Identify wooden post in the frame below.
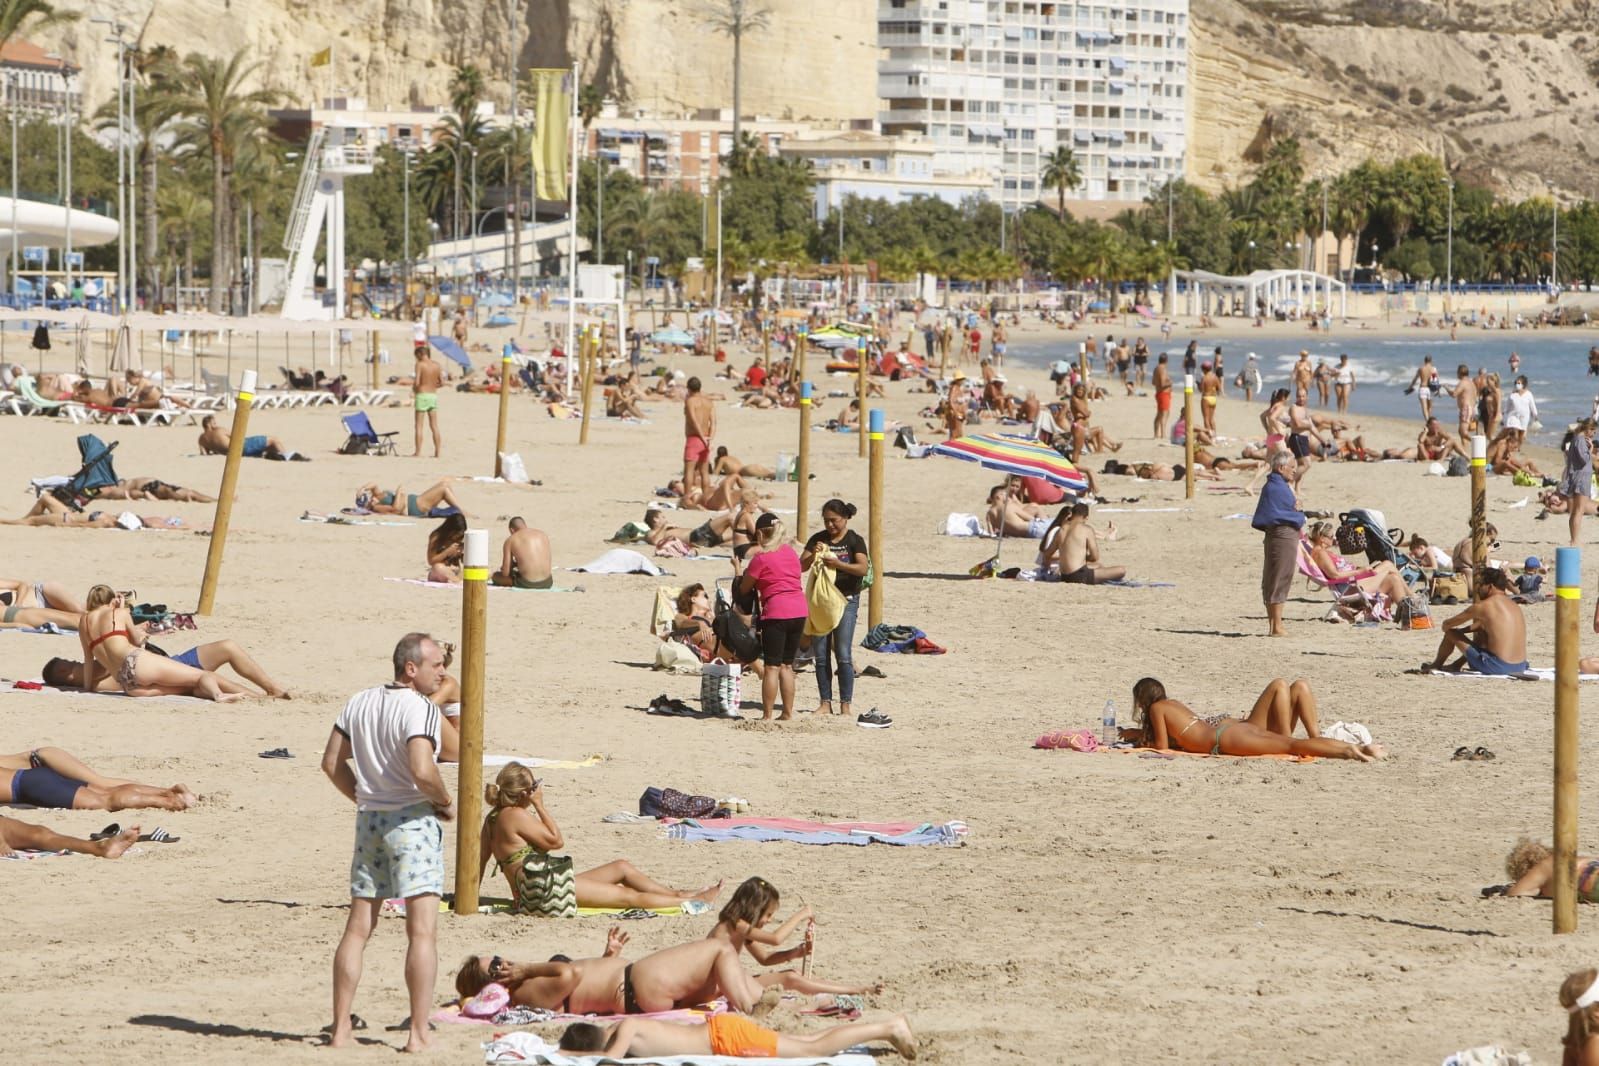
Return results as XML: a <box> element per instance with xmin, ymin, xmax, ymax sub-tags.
<box><xmin>1078</xmin><ymin>341</ymin><xmax>1088</xmax><ymax>386</ymax></box>
<box><xmin>937</xmin><ymin>325</ymin><xmax>949</xmax><ymax>380</ymax></box>
<box><xmin>1183</xmin><ymin>373</ymin><xmax>1195</xmax><ymax>500</ymax></box>
<box><xmin>452</xmin><ymin>528</ymin><xmax>490</xmax><ymax>916</ymax></box>
<box><xmin>761</xmin><ymin>318</ymin><xmax>770</xmax><ymax>368</ymax></box>
<box><xmin>797</xmin><ymin>381</ymin><xmax>812</xmax><ymax>543</ymax></box>
<box><xmin>1554</xmin><ymin>546</ymin><xmax>1581</xmax><ymax>934</ymax></box>
<box><xmin>867</xmin><ymin>407</ymin><xmax>885</xmax><ymax>628</ymax></box>
<box><xmin>796</xmin><ymin>324</ymin><xmax>808</xmax><ymax>384</ymax></box>
<box><xmin>857</xmin><ymin>337</ymin><xmax>868</xmax><ymax>459</ymax></box>
<box><xmin>1471</xmin><ymin>434</ymin><xmax>1488</xmax><ymax>573</ymax></box>
<box><xmin>578</xmin><ymin>326</ymin><xmax>597</xmax><ymax>444</ymax></box>
<box><xmin>494</xmin><ymin>343</ymin><xmax>514</xmax><ymax>477</ymax></box>
<box><xmin>196</xmin><ymin>369</ymin><xmax>256</xmax><ymax>616</ymax></box>
<box><xmin>369</xmin><ymin>331</ymin><xmax>380</xmax><ymax>391</ymax></box>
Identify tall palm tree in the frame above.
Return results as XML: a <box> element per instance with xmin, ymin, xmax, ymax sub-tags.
<box><xmin>169</xmin><ymin>49</ymin><xmax>278</xmax><ymax>313</ymax></box>
<box><xmin>697</xmin><ymin>0</ymin><xmax>771</xmax><ymax>143</ymax></box>
<box><xmin>158</xmin><ymin>181</ymin><xmax>208</xmax><ymax>304</ymax></box>
<box><xmin>450</xmin><ymin>65</ymin><xmax>485</xmax><ymax>119</ymax></box>
<box><xmin>0</xmin><ymin>0</ymin><xmax>75</xmax><ymax>54</ymax></box>
<box><xmin>578</xmin><ymin>82</ymin><xmax>604</xmax><ymax>129</ymax></box>
<box><xmin>1039</xmin><ymin>146</ymin><xmax>1082</xmax><ymax>217</ymax></box>
<box><xmin>101</xmin><ymin>43</ymin><xmax>181</xmax><ymax>305</ymax></box>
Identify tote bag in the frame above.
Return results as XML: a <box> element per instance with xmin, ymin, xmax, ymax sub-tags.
<box><xmin>700</xmin><ymin>658</ymin><xmax>742</xmax><ymax>716</ymax></box>
<box><xmin>803</xmin><ymin>551</ymin><xmax>846</xmax><ymax>637</ymax></box>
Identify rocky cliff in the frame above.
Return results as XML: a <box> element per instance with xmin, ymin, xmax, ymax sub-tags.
<box><xmin>48</xmin><ymin>0</ymin><xmax>879</xmax><ymax>124</ymax></box>
<box><xmin>45</xmin><ymin>0</ymin><xmax>1599</xmax><ymax>200</ymax></box>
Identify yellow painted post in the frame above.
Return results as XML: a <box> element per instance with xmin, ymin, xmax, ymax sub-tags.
<box><xmin>196</xmin><ymin>369</ymin><xmax>257</xmax><ymax>615</ymax></box>
<box><xmin>579</xmin><ymin>326</ymin><xmax>597</xmax><ymax>444</ymax></box>
<box><xmin>494</xmin><ymin>343</ymin><xmax>514</xmax><ymax>477</ymax></box>
<box><xmin>1183</xmin><ymin>373</ymin><xmax>1195</xmax><ymax>500</ymax></box>
<box><xmin>1554</xmin><ymin>546</ymin><xmax>1581</xmax><ymax>934</ymax></box>
<box><xmin>369</xmin><ymin>330</ymin><xmax>380</xmax><ymax>391</ymax></box>
<box><xmin>797</xmin><ymin>381</ymin><xmax>812</xmax><ymax>543</ymax></box>
<box><xmin>867</xmin><ymin>407</ymin><xmax>885</xmax><ymax>628</ymax></box>
<box><xmin>452</xmin><ymin>529</ymin><xmax>489</xmax><ymax>915</ymax></box>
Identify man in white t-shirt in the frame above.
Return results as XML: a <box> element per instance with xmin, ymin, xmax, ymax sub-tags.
<box><xmin>1503</xmin><ymin>375</ymin><xmax>1539</xmax><ymax>446</ymax></box>
<box><xmin>321</xmin><ymin>632</ymin><xmax>454</xmax><ymax>1053</ymax></box>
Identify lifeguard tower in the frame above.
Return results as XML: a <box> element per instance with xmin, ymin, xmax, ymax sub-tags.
<box><xmin>281</xmin><ymin>120</ymin><xmax>374</xmax><ymax>320</ymax></box>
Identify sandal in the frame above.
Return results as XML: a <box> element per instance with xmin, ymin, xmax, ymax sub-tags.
<box><xmin>139</xmin><ymin>827</ymin><xmax>180</xmax><ymax>843</ymax></box>
<box><xmin>857</xmin><ymin>665</ymin><xmax>886</xmax><ymax>679</ymax></box>
<box><xmin>258</xmin><ymin>748</ymin><xmax>293</xmax><ymax>759</ymax></box>
<box><xmin>1451</xmin><ymin>746</ymin><xmax>1473</xmax><ymax>761</ymax></box>
<box><xmin>1474</xmin><ymin>746</ymin><xmax>1497</xmax><ymax>761</ymax></box>
<box><xmin>89</xmin><ymin>822</ymin><xmax>121</xmax><ymax>841</ymax></box>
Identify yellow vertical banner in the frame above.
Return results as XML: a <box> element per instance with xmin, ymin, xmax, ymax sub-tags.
<box><xmin>531</xmin><ymin>68</ymin><xmax>570</xmax><ymax>202</ymax></box>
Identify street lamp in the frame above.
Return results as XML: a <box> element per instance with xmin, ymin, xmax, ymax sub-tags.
<box><xmin>1446</xmin><ymin>179</ymin><xmax>1454</xmax><ymax>310</ymax></box>
<box><xmin>90</xmin><ymin>17</ymin><xmax>129</xmax><ymax>312</ymax></box>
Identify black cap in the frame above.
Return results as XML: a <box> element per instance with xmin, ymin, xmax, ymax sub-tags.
<box><xmin>756</xmin><ymin>512</ymin><xmax>779</xmax><ymax>531</ymax></box>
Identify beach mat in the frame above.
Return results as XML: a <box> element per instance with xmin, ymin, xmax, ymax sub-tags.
<box><xmin>483</xmin><ymin>753</ymin><xmax>607</xmax><ymax>770</ymax></box>
<box><xmin>384</xmin><ymin>577</ymin><xmax>583</xmax><ymax>592</ymax></box>
<box><xmin>662</xmin><ymin>819</ymin><xmax>967</xmax><ymax>847</ymax></box>
<box><xmin>381</xmin><ymin>896</ymin><xmax>706</xmax><ymax>918</ymax></box>
<box><xmin>1</xmin><ymin>680</ymin><xmax>208</xmax><ymax>703</ymax></box>
<box><xmin>1411</xmin><ymin>667</ymin><xmax>1599</xmax><ymax>681</ymax></box>
<box><xmin>482</xmin><ymin>1030</ymin><xmax>873</xmax><ymax>1066</ymax></box>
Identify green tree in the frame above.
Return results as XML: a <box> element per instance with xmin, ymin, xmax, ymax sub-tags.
<box><xmin>0</xmin><ymin>0</ymin><xmax>74</xmax><ymax>53</ymax></box>
<box><xmin>1039</xmin><ymin>145</ymin><xmax>1082</xmax><ymax>217</ymax></box>
<box><xmin>168</xmin><ymin>48</ymin><xmax>279</xmax><ymax>312</ymax></box>
<box><xmin>696</xmin><ymin>0</ymin><xmax>771</xmax><ymax>142</ymax></box>
<box><xmin>342</xmin><ymin>144</ymin><xmax>434</xmax><ymax>271</ymax></box>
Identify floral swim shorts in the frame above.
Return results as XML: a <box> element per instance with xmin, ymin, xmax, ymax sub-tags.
<box><xmin>349</xmin><ymin>802</ymin><xmax>444</xmax><ymax>900</ymax></box>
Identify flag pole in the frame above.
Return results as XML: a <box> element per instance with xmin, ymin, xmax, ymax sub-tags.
<box><xmin>564</xmin><ymin>63</ymin><xmax>579</xmax><ymax>398</ymax></box>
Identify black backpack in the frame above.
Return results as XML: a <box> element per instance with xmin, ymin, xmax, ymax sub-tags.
<box><xmin>712</xmin><ymin>588</ymin><xmax>761</xmax><ymax>664</ymax></box>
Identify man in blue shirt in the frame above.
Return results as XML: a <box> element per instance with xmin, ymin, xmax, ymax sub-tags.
<box><xmin>1252</xmin><ymin>452</ymin><xmax>1306</xmax><ymax>637</ymax></box>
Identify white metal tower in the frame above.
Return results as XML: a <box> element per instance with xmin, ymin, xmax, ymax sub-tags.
<box><xmin>281</xmin><ymin>122</ymin><xmax>374</xmax><ymax>320</ymax></box>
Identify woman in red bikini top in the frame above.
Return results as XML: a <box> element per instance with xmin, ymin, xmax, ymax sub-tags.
<box><xmin>78</xmin><ymin>585</ymin><xmax>240</xmax><ymax>702</ymax></box>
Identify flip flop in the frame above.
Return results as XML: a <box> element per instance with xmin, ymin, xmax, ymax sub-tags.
<box><xmin>857</xmin><ymin>665</ymin><xmax>887</xmax><ymax>679</ymax></box>
<box><xmin>320</xmin><ymin>1014</ymin><xmax>368</xmax><ymax>1034</ymax></box>
<box><xmin>1451</xmin><ymin>746</ymin><xmax>1473</xmax><ymax>761</ymax></box>
<box><xmin>258</xmin><ymin>748</ymin><xmax>293</xmax><ymax>759</ymax></box>
<box><xmin>1474</xmin><ymin>746</ymin><xmax>1497</xmax><ymax>761</ymax></box>
<box><xmin>139</xmin><ymin>828</ymin><xmax>180</xmax><ymax>843</ymax></box>
<box><xmin>89</xmin><ymin>822</ymin><xmax>121</xmax><ymax>841</ymax></box>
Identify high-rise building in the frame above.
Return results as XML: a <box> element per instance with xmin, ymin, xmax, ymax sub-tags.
<box><xmin>878</xmin><ymin>0</ymin><xmax>1188</xmax><ymax>210</ymax></box>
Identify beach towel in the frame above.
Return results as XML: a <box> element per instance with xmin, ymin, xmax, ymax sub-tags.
<box><xmin>662</xmin><ymin>820</ymin><xmax>966</xmax><ymax>847</ymax></box>
<box><xmin>2</xmin><ymin>680</ymin><xmax>207</xmax><ymax>703</ymax></box>
<box><xmin>384</xmin><ymin>577</ymin><xmax>583</xmax><ymax>592</ymax></box>
<box><xmin>610</xmin><ymin>521</ymin><xmax>652</xmax><ymax>544</ymax></box>
<box><xmin>661</xmin><ymin>816</ymin><xmax>951</xmax><ymax>835</ymax></box>
<box><xmin>383</xmin><ymin>897</ymin><xmax>707</xmax><ymax>918</ymax></box>
<box><xmin>0</xmin><ymin>622</ymin><xmax>65</xmax><ymax>635</ymax></box>
<box><xmin>1514</xmin><ymin>668</ymin><xmax>1599</xmax><ymax>682</ymax></box>
<box><xmin>301</xmin><ymin>511</ymin><xmax>414</xmax><ymax>526</ymax></box>
<box><xmin>569</xmin><ymin>550</ymin><xmax>669</xmax><ymax>576</ymax></box>
<box><xmin>943</xmin><ymin>512</ymin><xmax>990</xmax><ymax>537</ymax></box>
<box><xmin>0</xmin><ymin>848</ymin><xmax>72</xmax><ymax>860</ymax></box>
<box><xmin>482</xmin><ymin>1029</ymin><xmax>874</xmax><ymax>1066</ymax></box>
<box><xmin>435</xmin><ymin>1002</ymin><xmax>715</xmax><ymax>1029</ymax></box>
<box><xmin>1099</xmin><ymin>579</ymin><xmax>1177</xmax><ymax>588</ymax></box>
<box><xmin>861</xmin><ymin>623</ymin><xmax>945</xmax><ymax>654</ymax></box>
<box><xmin>482</xmin><ymin>754</ymin><xmax>606</xmax><ymax>770</ymax></box>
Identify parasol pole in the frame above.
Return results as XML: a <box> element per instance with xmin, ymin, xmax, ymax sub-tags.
<box><xmin>1183</xmin><ymin>373</ymin><xmax>1195</xmax><ymax>500</ymax></box>
<box><xmin>857</xmin><ymin>336</ymin><xmax>868</xmax><ymax>459</ymax></box>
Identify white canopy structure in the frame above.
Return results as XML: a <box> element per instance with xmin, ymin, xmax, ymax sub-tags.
<box><xmin>1173</xmin><ymin>268</ymin><xmax>1347</xmax><ymax>319</ymax></box>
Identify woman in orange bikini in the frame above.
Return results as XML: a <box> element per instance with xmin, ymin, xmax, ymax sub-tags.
<box><xmin>1125</xmin><ymin>677</ymin><xmax>1386</xmax><ymax>761</ymax></box>
<box><xmin>78</xmin><ymin>585</ymin><xmax>241</xmax><ymax>702</ymax></box>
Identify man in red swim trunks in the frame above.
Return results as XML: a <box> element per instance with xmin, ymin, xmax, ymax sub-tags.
<box><xmin>1152</xmin><ymin>353</ymin><xmax>1173</xmax><ymax>440</ymax></box>
<box><xmin>683</xmin><ymin>376</ymin><xmax>716</xmax><ymax>497</ymax></box>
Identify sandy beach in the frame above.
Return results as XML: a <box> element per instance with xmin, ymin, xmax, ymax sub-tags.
<box><xmin>2</xmin><ymin>310</ymin><xmax>1594</xmax><ymax>1064</ymax></box>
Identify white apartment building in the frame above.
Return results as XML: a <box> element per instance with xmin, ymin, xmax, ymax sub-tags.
<box><xmin>779</xmin><ymin>131</ymin><xmax>992</xmax><ymax>220</ymax></box>
<box><xmin>878</xmin><ymin>0</ymin><xmax>1188</xmax><ymax>207</ymax></box>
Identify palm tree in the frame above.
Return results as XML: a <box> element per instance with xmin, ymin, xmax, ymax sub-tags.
<box><xmin>158</xmin><ymin>181</ymin><xmax>208</xmax><ymax>305</ymax></box>
<box><xmin>450</xmin><ymin>65</ymin><xmax>485</xmax><ymax>119</ymax></box>
<box><xmin>0</xmin><ymin>0</ymin><xmax>75</xmax><ymax>54</ymax></box>
<box><xmin>168</xmin><ymin>49</ymin><xmax>279</xmax><ymax>312</ymax></box>
<box><xmin>1039</xmin><ymin>146</ymin><xmax>1082</xmax><ymax>217</ymax></box>
<box><xmin>697</xmin><ymin>0</ymin><xmax>771</xmax><ymax>143</ymax></box>
<box><xmin>578</xmin><ymin>82</ymin><xmax>604</xmax><ymax>129</ymax></box>
<box><xmin>95</xmin><ymin>43</ymin><xmax>182</xmax><ymax>305</ymax></box>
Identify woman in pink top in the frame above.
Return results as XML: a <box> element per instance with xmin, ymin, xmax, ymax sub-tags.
<box><xmin>736</xmin><ymin>513</ymin><xmax>807</xmax><ymax>720</ymax></box>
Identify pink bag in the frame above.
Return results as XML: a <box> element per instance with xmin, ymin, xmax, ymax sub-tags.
<box><xmin>462</xmin><ymin>981</ymin><xmax>510</xmax><ymax>1018</ymax></box>
<box><xmin>1034</xmin><ymin>729</ymin><xmax>1100</xmax><ymax>752</ymax></box>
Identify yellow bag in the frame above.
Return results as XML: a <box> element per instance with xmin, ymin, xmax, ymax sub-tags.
<box><xmin>803</xmin><ymin>551</ymin><xmax>846</xmax><ymax>637</ymax></box>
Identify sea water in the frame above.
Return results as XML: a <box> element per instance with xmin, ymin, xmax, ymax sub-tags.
<box><xmin>1006</xmin><ymin>330</ymin><xmax>1599</xmax><ymax>447</ymax></box>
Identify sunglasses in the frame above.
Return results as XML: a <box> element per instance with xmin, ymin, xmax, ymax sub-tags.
<box><xmin>490</xmin><ymin>955</ymin><xmax>503</xmax><ymax>976</ymax></box>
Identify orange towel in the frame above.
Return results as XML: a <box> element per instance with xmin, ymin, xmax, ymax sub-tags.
<box><xmin>707</xmin><ymin>1014</ymin><xmax>780</xmax><ymax>1057</ymax></box>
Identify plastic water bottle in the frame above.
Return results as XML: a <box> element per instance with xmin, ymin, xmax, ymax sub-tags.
<box><xmin>1101</xmin><ymin>699</ymin><xmax>1117</xmax><ymax>746</ymax></box>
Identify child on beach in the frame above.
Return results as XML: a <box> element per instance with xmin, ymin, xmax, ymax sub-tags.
<box><xmin>557</xmin><ymin>1013</ymin><xmax>917</xmax><ymax>1060</ymax></box>
<box><xmin>709</xmin><ymin>877</ymin><xmax>882</xmax><ymax>1003</ymax></box>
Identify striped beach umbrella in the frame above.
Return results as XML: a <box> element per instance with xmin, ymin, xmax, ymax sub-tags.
<box><xmin>930</xmin><ymin>433</ymin><xmax>1089</xmax><ymax>494</ymax></box>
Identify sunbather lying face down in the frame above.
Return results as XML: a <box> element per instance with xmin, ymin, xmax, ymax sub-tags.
<box><xmin>1125</xmin><ymin>677</ymin><xmax>1386</xmax><ymax>761</ymax></box>
<box><xmin>0</xmin><ymin>747</ymin><xmax>196</xmax><ymax>811</ymax></box>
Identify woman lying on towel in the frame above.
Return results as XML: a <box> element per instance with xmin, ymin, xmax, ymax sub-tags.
<box><xmin>356</xmin><ymin>479</ymin><xmax>466</xmax><ymax>519</ymax></box>
<box><xmin>1125</xmin><ymin>677</ymin><xmax>1387</xmax><ymax>761</ymax></box>
<box><xmin>476</xmin><ymin>762</ymin><xmax>723</xmax><ymax>915</ymax></box>
<box><xmin>1</xmin><ymin>496</ymin><xmax>192</xmax><ymax>529</ymax></box>
<box><xmin>0</xmin><ymin>747</ymin><xmax>196</xmax><ymax>811</ymax></box>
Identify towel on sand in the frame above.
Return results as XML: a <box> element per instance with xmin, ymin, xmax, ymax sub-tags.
<box><xmin>663</xmin><ymin>819</ymin><xmax>967</xmax><ymax>847</ymax></box>
<box><xmin>384</xmin><ymin>577</ymin><xmax>582</xmax><ymax>592</ymax></box>
<box><xmin>0</xmin><ymin>622</ymin><xmax>64</xmax><ymax>635</ymax></box>
<box><xmin>483</xmin><ymin>1030</ymin><xmax>875</xmax><ymax>1066</ymax></box>
<box><xmin>382</xmin><ymin>896</ymin><xmax>707</xmax><ymax>918</ymax></box>
<box><xmin>569</xmin><ymin>549</ymin><xmax>669</xmax><ymax>576</ymax></box>
<box><xmin>483</xmin><ymin>753</ymin><xmax>606</xmax><ymax>770</ymax></box>
<box><xmin>943</xmin><ymin>512</ymin><xmax>990</xmax><ymax>537</ymax></box>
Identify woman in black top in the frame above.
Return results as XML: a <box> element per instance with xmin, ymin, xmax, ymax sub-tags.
<box><xmin>800</xmin><ymin>499</ymin><xmax>870</xmax><ymax>716</ymax></box>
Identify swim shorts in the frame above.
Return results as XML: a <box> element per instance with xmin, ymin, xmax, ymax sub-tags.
<box><xmin>1463</xmin><ymin>645</ymin><xmax>1529</xmax><ymax>676</ymax></box>
<box><xmin>512</xmin><ymin>574</ymin><xmax>554</xmax><ymax>590</ymax></box>
<box><xmin>1062</xmin><ymin>566</ymin><xmax>1098</xmax><ymax>585</ymax></box>
<box><xmin>689</xmin><ymin>521</ymin><xmax>719</xmax><ymax>548</ymax></box>
<box><xmin>415</xmin><ymin>392</ymin><xmax>438</xmax><ymax>413</ymax></box>
<box><xmin>241</xmin><ymin>435</ymin><xmax>268</xmax><ymax>459</ymax></box>
<box><xmin>11</xmin><ymin>761</ymin><xmax>84</xmax><ymax>808</ymax></box>
<box><xmin>1288</xmin><ymin>433</ymin><xmax>1312</xmax><ymax>459</ymax></box>
<box><xmin>1155</xmin><ymin>390</ymin><xmax>1172</xmax><ymax>412</ymax></box>
<box><xmin>1028</xmin><ymin>515</ymin><xmax>1050</xmax><ymax>539</ymax></box>
<box><xmin>349</xmin><ymin>802</ymin><xmax>444</xmax><ymax>900</ymax></box>
<box><xmin>683</xmin><ymin>434</ymin><xmax>710</xmax><ymax>463</ymax></box>
<box><xmin>173</xmin><ymin>647</ymin><xmax>203</xmax><ymax>669</ymax></box>
<box><xmin>707</xmin><ymin>1014</ymin><xmax>780</xmax><ymax>1057</ymax></box>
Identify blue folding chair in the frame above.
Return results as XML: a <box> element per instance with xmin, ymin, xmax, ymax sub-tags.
<box><xmin>339</xmin><ymin>411</ymin><xmax>398</xmax><ymax>456</ymax></box>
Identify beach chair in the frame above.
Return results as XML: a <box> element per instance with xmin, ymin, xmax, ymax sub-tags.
<box><xmin>0</xmin><ymin>389</ymin><xmax>18</xmax><ymax>415</ymax></box>
<box><xmin>13</xmin><ymin>374</ymin><xmax>69</xmax><ymax>416</ymax></box>
<box><xmin>1296</xmin><ymin>539</ymin><xmax>1385</xmax><ymax>622</ymax></box>
<box><xmin>339</xmin><ymin>410</ymin><xmax>399</xmax><ymax>456</ymax></box>
<box><xmin>200</xmin><ymin>368</ymin><xmax>232</xmax><ymax>401</ymax></box>
<box><xmin>43</xmin><ymin>434</ymin><xmax>121</xmax><ymax>511</ymax></box>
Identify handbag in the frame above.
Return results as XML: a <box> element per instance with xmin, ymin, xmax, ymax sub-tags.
<box><xmin>699</xmin><ymin>658</ymin><xmax>742</xmax><ymax>716</ymax></box>
<box><xmin>803</xmin><ymin>551</ymin><xmax>846</xmax><ymax>637</ymax></box>
<box><xmin>514</xmin><ymin>851</ymin><xmax>577</xmax><ymax>918</ymax></box>
<box><xmin>859</xmin><ymin>558</ymin><xmax>875</xmax><ymax>591</ymax></box>
<box><xmin>1432</xmin><ymin>572</ymin><xmax>1469</xmax><ymax>604</ymax></box>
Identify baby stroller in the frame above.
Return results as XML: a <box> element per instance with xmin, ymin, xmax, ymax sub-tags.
<box><xmin>1337</xmin><ymin>508</ymin><xmax>1405</xmax><ymax>567</ymax></box>
<box><xmin>45</xmin><ymin>434</ymin><xmax>120</xmax><ymax>511</ymax></box>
